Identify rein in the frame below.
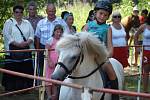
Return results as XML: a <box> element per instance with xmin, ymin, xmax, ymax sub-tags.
<box><xmin>68</xmin><ymin>62</ymin><xmax>105</xmax><ymax>79</ymax></box>
<box><xmin>56</xmin><ymin>53</ymin><xmax>84</xmax><ymax>75</ymax></box>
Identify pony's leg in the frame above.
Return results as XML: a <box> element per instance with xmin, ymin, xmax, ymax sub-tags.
<box><xmin>51</xmin><ymin>85</ymin><xmax>60</xmax><ymax>100</ymax></box>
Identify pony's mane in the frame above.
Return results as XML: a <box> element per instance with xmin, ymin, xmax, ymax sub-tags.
<box><xmin>56</xmin><ymin>32</ymin><xmax>108</xmax><ymax>64</ymax></box>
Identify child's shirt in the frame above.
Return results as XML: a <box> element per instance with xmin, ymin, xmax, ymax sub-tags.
<box><xmin>87</xmin><ymin>20</ymin><xmax>109</xmax><ymax>44</ymax></box>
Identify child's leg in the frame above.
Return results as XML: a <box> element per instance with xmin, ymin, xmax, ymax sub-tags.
<box><xmin>51</xmin><ymin>84</ymin><xmax>58</xmax><ymax>100</ymax></box>
<box><xmin>143</xmin><ymin>65</ymin><xmax>150</xmax><ymax>93</ymax></box>
<box><xmin>46</xmin><ymin>84</ymin><xmax>52</xmax><ymax>100</ymax></box>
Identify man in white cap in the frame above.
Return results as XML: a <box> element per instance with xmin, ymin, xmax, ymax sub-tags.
<box><xmin>133</xmin><ymin>5</ymin><xmax>139</xmax><ymax>16</ymax></box>
<box><xmin>130</xmin><ymin>5</ymin><xmax>141</xmax><ymax>66</ymax></box>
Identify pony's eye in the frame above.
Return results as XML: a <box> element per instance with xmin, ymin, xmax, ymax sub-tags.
<box><xmin>71</xmin><ymin>56</ymin><xmax>77</xmax><ymax>60</ymax></box>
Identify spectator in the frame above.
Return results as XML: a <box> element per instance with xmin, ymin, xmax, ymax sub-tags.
<box><xmin>134</xmin><ymin>9</ymin><xmax>149</xmax><ymax>67</ymax></box>
<box><xmin>61</xmin><ymin>11</ymin><xmax>69</xmax><ymax>19</ymax></box>
<box><xmin>35</xmin><ymin>3</ymin><xmax>67</xmax><ymax>76</ymax></box>
<box><xmin>128</xmin><ymin>5</ymin><xmax>141</xmax><ymax>66</ymax></box>
<box><xmin>63</xmin><ymin>12</ymin><xmax>76</xmax><ymax>35</ymax></box>
<box><xmin>107</xmin><ymin>11</ymin><xmax>129</xmax><ymax>68</ymax></box>
<box><xmin>81</xmin><ymin>9</ymin><xmax>95</xmax><ymax>30</ymax></box>
<box><xmin>2</xmin><ymin>5</ymin><xmax>34</xmax><ymax>91</ymax></box>
<box><xmin>86</xmin><ymin>9</ymin><xmax>95</xmax><ymax>23</ymax></box>
<box><xmin>139</xmin><ymin>9</ymin><xmax>148</xmax><ymax>25</ymax></box>
<box><xmin>25</xmin><ymin>1</ymin><xmax>43</xmax><ymax>49</ymax></box>
<box><xmin>134</xmin><ymin>12</ymin><xmax>150</xmax><ymax>93</ymax></box>
<box><xmin>45</xmin><ymin>24</ymin><xmax>63</xmax><ymax>100</ymax></box>
<box><xmin>25</xmin><ymin>1</ymin><xmax>43</xmax><ymax>32</ymax></box>
<box><xmin>129</xmin><ymin>5</ymin><xmax>140</xmax><ymax>45</ymax></box>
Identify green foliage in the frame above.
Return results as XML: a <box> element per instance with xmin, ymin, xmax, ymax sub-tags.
<box><xmin>114</xmin><ymin>0</ymin><xmax>150</xmax><ymax>17</ymax></box>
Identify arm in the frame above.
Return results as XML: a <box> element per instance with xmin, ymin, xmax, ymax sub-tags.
<box><xmin>46</xmin><ymin>44</ymin><xmax>51</xmax><ymax>66</ymax></box>
<box><xmin>134</xmin><ymin>24</ymin><xmax>145</xmax><ymax>45</ymax></box>
<box><xmin>45</xmin><ymin>38</ymin><xmax>54</xmax><ymax>67</ymax></box>
<box><xmin>25</xmin><ymin>22</ymin><xmax>34</xmax><ymax>47</ymax></box>
<box><xmin>82</xmin><ymin>24</ymin><xmax>88</xmax><ymax>31</ymax></box>
<box><xmin>2</xmin><ymin>19</ymin><xmax>15</xmax><ymax>45</ymax></box>
<box><xmin>107</xmin><ymin>27</ymin><xmax>113</xmax><ymax>57</ymax></box>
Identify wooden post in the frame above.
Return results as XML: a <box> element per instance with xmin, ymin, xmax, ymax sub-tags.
<box><xmin>33</xmin><ymin>51</ymin><xmax>38</xmax><ymax>87</ymax></box>
<box><xmin>137</xmin><ymin>46</ymin><xmax>143</xmax><ymax>100</ymax></box>
<box><xmin>39</xmin><ymin>49</ymin><xmax>48</xmax><ymax>100</ymax></box>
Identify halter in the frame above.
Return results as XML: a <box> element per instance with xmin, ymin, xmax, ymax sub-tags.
<box><xmin>56</xmin><ymin>53</ymin><xmax>105</xmax><ymax>79</ymax></box>
<box><xmin>56</xmin><ymin>52</ymin><xmax>84</xmax><ymax>76</ymax></box>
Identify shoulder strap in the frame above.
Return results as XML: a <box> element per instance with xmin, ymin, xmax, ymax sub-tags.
<box><xmin>10</xmin><ymin>18</ymin><xmax>13</xmax><ymax>22</ymax></box>
<box><xmin>15</xmin><ymin>24</ymin><xmax>27</xmax><ymax>41</ymax></box>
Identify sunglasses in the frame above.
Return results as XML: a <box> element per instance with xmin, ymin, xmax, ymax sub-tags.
<box><xmin>15</xmin><ymin>11</ymin><xmax>23</xmax><ymax>14</ymax></box>
<box><xmin>113</xmin><ymin>16</ymin><xmax>121</xmax><ymax>18</ymax></box>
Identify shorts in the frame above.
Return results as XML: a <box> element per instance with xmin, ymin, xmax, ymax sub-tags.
<box><xmin>113</xmin><ymin>46</ymin><xmax>129</xmax><ymax>68</ymax></box>
<box><xmin>142</xmin><ymin>50</ymin><xmax>150</xmax><ymax>66</ymax></box>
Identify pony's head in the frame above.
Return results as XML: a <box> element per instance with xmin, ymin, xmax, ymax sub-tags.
<box><xmin>130</xmin><ymin>15</ymin><xmax>140</xmax><ymax>28</ymax></box>
<box><xmin>122</xmin><ymin>15</ymin><xmax>140</xmax><ymax>33</ymax></box>
<box><xmin>121</xmin><ymin>15</ymin><xmax>140</xmax><ymax>40</ymax></box>
<box><xmin>51</xmin><ymin>32</ymin><xmax>108</xmax><ymax>81</ymax></box>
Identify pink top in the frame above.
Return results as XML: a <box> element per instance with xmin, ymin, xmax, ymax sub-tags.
<box><xmin>46</xmin><ymin>38</ymin><xmax>58</xmax><ymax>81</ymax></box>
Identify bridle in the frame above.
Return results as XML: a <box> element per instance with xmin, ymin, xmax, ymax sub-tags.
<box><xmin>56</xmin><ymin>52</ymin><xmax>84</xmax><ymax>76</ymax></box>
<box><xmin>56</xmin><ymin>53</ymin><xmax>105</xmax><ymax>79</ymax></box>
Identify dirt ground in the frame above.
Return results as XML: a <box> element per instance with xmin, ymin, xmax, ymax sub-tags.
<box><xmin>0</xmin><ymin>86</ymin><xmax>43</xmax><ymax>100</ymax></box>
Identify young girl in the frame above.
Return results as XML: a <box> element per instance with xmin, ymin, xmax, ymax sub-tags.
<box><xmin>45</xmin><ymin>24</ymin><xmax>63</xmax><ymax>100</ymax></box>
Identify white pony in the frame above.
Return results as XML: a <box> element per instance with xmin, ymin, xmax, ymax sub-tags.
<box><xmin>51</xmin><ymin>32</ymin><xmax>124</xmax><ymax>100</ymax></box>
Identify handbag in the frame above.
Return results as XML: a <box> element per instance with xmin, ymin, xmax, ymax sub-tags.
<box><xmin>9</xmin><ymin>24</ymin><xmax>32</xmax><ymax>59</ymax></box>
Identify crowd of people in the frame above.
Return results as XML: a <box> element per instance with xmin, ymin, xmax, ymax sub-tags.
<box><xmin>1</xmin><ymin>0</ymin><xmax>150</xmax><ymax>99</ymax></box>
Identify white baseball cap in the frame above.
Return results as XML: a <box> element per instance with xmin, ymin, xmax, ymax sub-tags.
<box><xmin>133</xmin><ymin>5</ymin><xmax>139</xmax><ymax>11</ymax></box>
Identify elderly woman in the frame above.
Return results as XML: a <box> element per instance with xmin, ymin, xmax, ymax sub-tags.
<box><xmin>107</xmin><ymin>11</ymin><xmax>129</xmax><ymax>68</ymax></box>
<box><xmin>2</xmin><ymin>5</ymin><xmax>34</xmax><ymax>91</ymax></box>
<box><xmin>63</xmin><ymin>12</ymin><xmax>76</xmax><ymax>35</ymax></box>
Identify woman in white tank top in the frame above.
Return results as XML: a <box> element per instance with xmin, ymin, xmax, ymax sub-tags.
<box><xmin>134</xmin><ymin>12</ymin><xmax>150</xmax><ymax>93</ymax></box>
<box><xmin>107</xmin><ymin>11</ymin><xmax>129</xmax><ymax>68</ymax></box>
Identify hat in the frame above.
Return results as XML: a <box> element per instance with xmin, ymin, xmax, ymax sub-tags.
<box><xmin>133</xmin><ymin>5</ymin><xmax>139</xmax><ymax>11</ymax></box>
<box><xmin>94</xmin><ymin>1</ymin><xmax>112</xmax><ymax>15</ymax></box>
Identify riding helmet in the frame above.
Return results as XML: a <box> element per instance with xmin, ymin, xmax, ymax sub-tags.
<box><xmin>94</xmin><ymin>1</ymin><xmax>113</xmax><ymax>15</ymax></box>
